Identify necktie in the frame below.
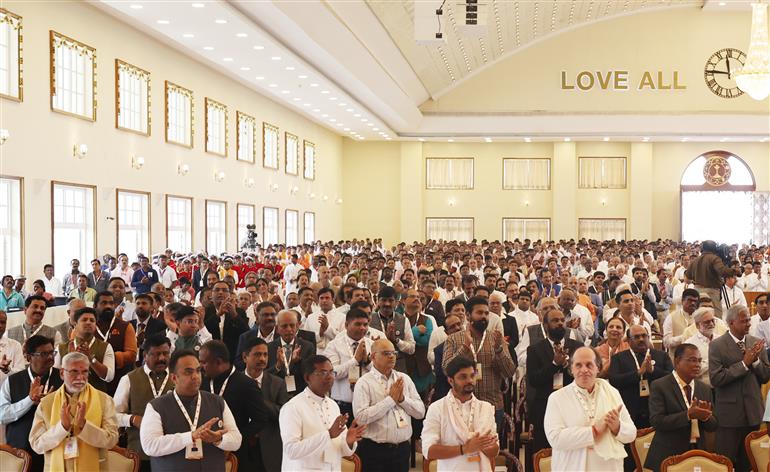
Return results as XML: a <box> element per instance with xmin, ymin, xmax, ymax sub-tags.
<box><xmin>137</xmin><ymin>322</ymin><xmax>146</xmax><ymax>347</ymax></box>
<box><xmin>352</xmin><ymin>341</ymin><xmax>359</xmax><ymax>358</ymax></box>
<box><xmin>683</xmin><ymin>384</ymin><xmax>693</xmax><ymax>404</ymax></box>
<box><xmin>284</xmin><ymin>343</ymin><xmax>293</xmax><ymax>364</ymax></box>
<box><xmin>737</xmin><ymin>340</ymin><xmax>746</xmax><ymax>353</ymax></box>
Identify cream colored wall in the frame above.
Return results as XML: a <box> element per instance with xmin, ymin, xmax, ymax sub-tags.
<box><xmin>421</xmin><ymin>8</ymin><xmax>768</xmax><ymax>113</ymax></box>
<box><xmin>1</xmin><ymin>1</ymin><xmax>343</xmax><ymax>276</ymax></box>
<box><xmin>342</xmin><ymin>139</ymin><xmax>770</xmax><ymax>246</ymax></box>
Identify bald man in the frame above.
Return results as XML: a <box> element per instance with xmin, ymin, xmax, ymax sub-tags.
<box><xmin>54</xmin><ymin>298</ymin><xmax>86</xmax><ymax>343</ymax></box>
<box><xmin>353</xmin><ymin>339</ymin><xmax>425</xmax><ymax>472</ymax></box>
<box><xmin>266</xmin><ymin>309</ymin><xmax>316</xmax><ymax>397</ymax></box>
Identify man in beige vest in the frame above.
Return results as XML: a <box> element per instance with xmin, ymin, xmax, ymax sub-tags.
<box><xmin>662</xmin><ymin>288</ymin><xmax>700</xmax><ymax>359</ymax></box>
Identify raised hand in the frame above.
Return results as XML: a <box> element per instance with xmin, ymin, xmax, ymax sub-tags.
<box><xmin>464</xmin><ymin>432</ymin><xmax>497</xmax><ymax>454</ymax></box>
<box><xmin>290</xmin><ymin>346</ymin><xmax>302</xmax><ymax>365</ymax></box>
<box><xmin>492</xmin><ymin>330</ymin><xmax>504</xmax><ymax>349</ymax></box>
<box><xmin>346</xmin><ymin>419</ymin><xmax>366</xmax><ymax>447</ymax></box>
<box><xmin>74</xmin><ymin>401</ymin><xmax>87</xmax><ymax>430</ymax></box>
<box><xmin>354</xmin><ymin>341</ymin><xmax>367</xmax><ymax>364</ymax></box>
<box><xmin>464</xmin><ymin>328</ymin><xmax>473</xmax><ymax>350</ymax></box>
<box><xmin>200</xmin><ymin>427</ymin><xmax>227</xmax><ymax>444</ymax></box>
<box><xmin>389</xmin><ymin>378</ymin><xmax>404</xmax><ymax>403</ymax></box>
<box><xmin>60</xmin><ymin>398</ymin><xmax>72</xmax><ymax>431</ymax></box>
<box><xmin>688</xmin><ymin>398</ymin><xmax>712</xmax><ymax>421</ymax></box>
<box><xmin>276</xmin><ymin>346</ymin><xmax>287</xmax><ymax>370</ymax></box>
<box><xmin>603</xmin><ymin>405</ymin><xmax>622</xmax><ymax>434</ymax></box>
<box><xmin>0</xmin><ymin>355</ymin><xmax>10</xmax><ymax>373</ymax></box>
<box><xmin>29</xmin><ymin>377</ymin><xmax>45</xmax><ymax>403</ymax></box>
<box><xmin>319</xmin><ymin>314</ymin><xmax>329</xmax><ymax>337</ymax></box>
<box><xmin>192</xmin><ymin>417</ymin><xmax>220</xmax><ymax>441</ymax></box>
<box><xmin>553</xmin><ymin>344</ymin><xmax>567</xmax><ymax>366</ymax></box>
<box><xmin>328</xmin><ymin>414</ymin><xmax>348</xmax><ymax>439</ymax></box>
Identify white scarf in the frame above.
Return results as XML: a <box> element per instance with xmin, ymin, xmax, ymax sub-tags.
<box><xmin>443</xmin><ymin>393</ymin><xmax>494</xmax><ymax>471</ymax></box>
<box><xmin>575</xmin><ymin>379</ymin><xmax>627</xmax><ymax>461</ymax></box>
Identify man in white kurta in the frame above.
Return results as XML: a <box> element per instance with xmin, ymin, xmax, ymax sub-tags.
<box><xmin>544</xmin><ymin>347</ymin><xmax>636</xmax><ymax>472</ymax></box>
<box><xmin>422</xmin><ymin>356</ymin><xmax>498</xmax><ymax>471</ymax></box>
<box><xmin>279</xmin><ymin>355</ymin><xmax>366</xmax><ymax>471</ymax></box>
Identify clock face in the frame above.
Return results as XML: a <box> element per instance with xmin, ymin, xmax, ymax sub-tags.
<box><xmin>704</xmin><ymin>48</ymin><xmax>746</xmax><ymax>98</ymax></box>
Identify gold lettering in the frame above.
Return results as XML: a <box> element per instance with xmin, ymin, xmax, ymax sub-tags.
<box><xmin>638</xmin><ymin>71</ymin><xmax>655</xmax><ymax>90</ymax></box>
<box><xmin>615</xmin><ymin>71</ymin><xmax>629</xmax><ymax>89</ymax></box>
<box><xmin>657</xmin><ymin>71</ymin><xmax>671</xmax><ymax>90</ymax></box>
<box><xmin>561</xmin><ymin>71</ymin><xmax>574</xmax><ymax>90</ymax></box>
<box><xmin>673</xmin><ymin>71</ymin><xmax>686</xmax><ymax>90</ymax></box>
<box><xmin>577</xmin><ymin>71</ymin><xmax>594</xmax><ymax>91</ymax></box>
<box><xmin>597</xmin><ymin>71</ymin><xmax>613</xmax><ymax>90</ymax></box>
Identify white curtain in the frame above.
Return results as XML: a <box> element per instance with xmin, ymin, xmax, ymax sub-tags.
<box><xmin>426</xmin><ymin>158</ymin><xmax>474</xmax><ymax>189</ymax></box>
<box><xmin>579</xmin><ymin>157</ymin><xmax>626</xmax><ymax>189</ymax></box>
<box><xmin>503</xmin><ymin>219</ymin><xmax>550</xmax><ymax>242</ymax></box>
<box><xmin>503</xmin><ymin>159</ymin><xmax>550</xmax><ymax>189</ymax></box>
<box><xmin>682</xmin><ymin>191</ymin><xmax>753</xmax><ymax>244</ymax></box>
<box><xmin>753</xmin><ymin>192</ymin><xmax>770</xmax><ymax>245</ymax></box>
<box><xmin>426</xmin><ymin>218</ymin><xmax>473</xmax><ymax>241</ymax></box>
<box><xmin>578</xmin><ymin>219</ymin><xmax>626</xmax><ymax>240</ymax></box>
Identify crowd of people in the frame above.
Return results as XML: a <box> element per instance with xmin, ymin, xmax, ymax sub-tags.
<box><xmin>0</xmin><ymin>237</ymin><xmax>769</xmax><ymax>471</ymax></box>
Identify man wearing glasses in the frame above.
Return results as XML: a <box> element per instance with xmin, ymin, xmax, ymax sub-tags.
<box><xmin>353</xmin><ymin>339</ymin><xmax>425</xmax><ymax>472</ymax></box>
<box><xmin>0</xmin><ymin>335</ymin><xmax>62</xmax><ymax>472</ymax></box>
<box><xmin>684</xmin><ymin>307</ymin><xmax>721</xmax><ymax>386</ymax></box>
<box><xmin>29</xmin><ymin>351</ymin><xmax>119</xmax><ymax>471</ymax></box>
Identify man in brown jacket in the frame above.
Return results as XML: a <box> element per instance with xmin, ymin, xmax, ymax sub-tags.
<box><xmin>685</xmin><ymin>241</ymin><xmax>731</xmax><ymax>319</ymax></box>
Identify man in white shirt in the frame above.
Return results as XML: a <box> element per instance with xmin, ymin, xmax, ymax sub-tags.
<box><xmin>279</xmin><ymin>354</ymin><xmax>366</xmax><ymax>471</ymax></box>
<box><xmin>750</xmin><ymin>293</ymin><xmax>770</xmax><ymax>345</ymax></box>
<box><xmin>140</xmin><ymin>349</ymin><xmax>241</xmax><ymax>471</ymax></box>
<box><xmin>108</xmin><ymin>277</ymin><xmax>136</xmax><ymax>322</ymax></box>
<box><xmin>559</xmin><ymin>288</ymin><xmax>594</xmax><ymax>341</ymax></box>
<box><xmin>508</xmin><ymin>290</ymin><xmax>539</xmax><ymax>338</ymax></box>
<box><xmin>0</xmin><ymin>311</ymin><xmax>25</xmax><ymax>377</ymax></box>
<box><xmin>42</xmin><ymin>264</ymin><xmax>62</xmax><ymax>297</ymax></box>
<box><xmin>305</xmin><ymin>288</ymin><xmax>346</xmax><ymax>353</ymax></box>
<box><xmin>743</xmin><ymin>263</ymin><xmax>769</xmax><ymax>292</ymax></box>
<box><xmin>721</xmin><ymin>272</ymin><xmax>747</xmax><ymax>314</ymax></box>
<box><xmin>326</xmin><ymin>308</ymin><xmax>376</xmax><ymax>416</ymax></box>
<box><xmin>283</xmin><ymin>254</ymin><xmax>304</xmax><ymax>294</ymax></box>
<box><xmin>114</xmin><ymin>254</ymin><xmax>135</xmax><ymax>295</ymax></box>
<box><xmin>663</xmin><ymin>288</ymin><xmax>700</xmax><ymax>353</ymax></box>
<box><xmin>422</xmin><ymin>356</ymin><xmax>498</xmax><ymax>471</ymax></box>
<box><xmin>684</xmin><ymin>307</ymin><xmax>719</xmax><ymax>386</ymax></box>
<box><xmin>353</xmin><ymin>339</ymin><xmax>425</xmax><ymax>472</ymax></box>
<box><xmin>155</xmin><ymin>255</ymin><xmax>178</xmax><ymax>289</ymax></box>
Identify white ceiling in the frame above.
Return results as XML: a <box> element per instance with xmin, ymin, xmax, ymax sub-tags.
<box><xmin>96</xmin><ymin>1</ymin><xmax>767</xmax><ymax>143</ymax></box>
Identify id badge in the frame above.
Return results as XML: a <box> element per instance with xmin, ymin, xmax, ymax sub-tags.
<box><xmin>63</xmin><ymin>437</ymin><xmax>79</xmax><ymax>460</ymax></box>
<box><xmin>639</xmin><ymin>379</ymin><xmax>650</xmax><ymax>397</ymax></box>
<box><xmin>348</xmin><ymin>365</ymin><xmax>360</xmax><ymax>385</ymax></box>
<box><xmin>553</xmin><ymin>372</ymin><xmax>564</xmax><ymax>389</ymax></box>
<box><xmin>394</xmin><ymin>408</ymin><xmax>409</xmax><ymax>429</ymax></box>
<box><xmin>185</xmin><ymin>439</ymin><xmax>203</xmax><ymax>460</ymax></box>
<box><xmin>285</xmin><ymin>375</ymin><xmax>297</xmax><ymax>393</ymax></box>
<box><xmin>475</xmin><ymin>362</ymin><xmax>483</xmax><ymax>382</ymax></box>
<box><xmin>467</xmin><ymin>452</ymin><xmax>481</xmax><ymax>463</ymax></box>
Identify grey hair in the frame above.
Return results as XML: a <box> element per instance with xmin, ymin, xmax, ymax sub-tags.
<box><xmin>725</xmin><ymin>304</ymin><xmax>749</xmax><ymax>324</ymax></box>
<box><xmin>692</xmin><ymin>307</ymin><xmax>715</xmax><ymax>324</ymax></box>
<box><xmin>61</xmin><ymin>351</ymin><xmax>90</xmax><ymax>370</ymax></box>
<box><xmin>277</xmin><ymin>309</ymin><xmax>300</xmax><ymax>324</ymax></box>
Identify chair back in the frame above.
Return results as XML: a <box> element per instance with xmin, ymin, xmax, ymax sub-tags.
<box><xmin>533</xmin><ymin>448</ymin><xmax>552</xmax><ymax>472</ymax></box>
<box><xmin>0</xmin><ymin>445</ymin><xmax>30</xmax><ymax>472</ymax></box>
<box><xmin>660</xmin><ymin>449</ymin><xmax>733</xmax><ymax>472</ymax></box>
<box><xmin>631</xmin><ymin>427</ymin><xmax>655</xmax><ymax>472</ymax></box>
<box><xmin>342</xmin><ymin>454</ymin><xmax>362</xmax><ymax>472</ymax></box>
<box><xmin>105</xmin><ymin>447</ymin><xmax>139</xmax><ymax>472</ymax></box>
<box><xmin>746</xmin><ymin>429</ymin><xmax>770</xmax><ymax>472</ymax></box>
<box><xmin>224</xmin><ymin>451</ymin><xmax>239</xmax><ymax>472</ymax></box>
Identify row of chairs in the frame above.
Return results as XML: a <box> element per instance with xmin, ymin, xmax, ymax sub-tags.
<box><xmin>532</xmin><ymin>427</ymin><xmax>770</xmax><ymax>472</ymax></box>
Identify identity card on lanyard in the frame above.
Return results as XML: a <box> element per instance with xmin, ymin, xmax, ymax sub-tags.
<box><xmin>174</xmin><ymin>391</ymin><xmax>203</xmax><ymax>460</ymax></box>
<box><xmin>471</xmin><ymin>331</ymin><xmax>487</xmax><ymax>382</ymax></box>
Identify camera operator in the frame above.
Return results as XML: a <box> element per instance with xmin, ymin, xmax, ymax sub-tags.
<box><xmin>685</xmin><ymin>240</ymin><xmax>732</xmax><ymax>319</ymax></box>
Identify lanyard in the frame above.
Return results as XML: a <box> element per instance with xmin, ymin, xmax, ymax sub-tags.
<box><xmin>96</xmin><ymin>316</ymin><xmax>116</xmax><ymax>343</ymax></box>
<box><xmin>630</xmin><ymin>349</ymin><xmax>650</xmax><ymax>371</ymax></box>
<box><xmin>23</xmin><ymin>324</ymin><xmax>44</xmax><ymax>341</ymax></box>
<box><xmin>147</xmin><ymin>369</ymin><xmax>170</xmax><ymax>399</ymax></box>
<box><xmin>209</xmin><ymin>366</ymin><xmax>235</xmax><ymax>396</ymax></box>
<box><xmin>28</xmin><ymin>367</ymin><xmax>53</xmax><ymax>394</ymax></box>
<box><xmin>673</xmin><ymin>372</ymin><xmax>693</xmax><ymax>408</ymax></box>
<box><xmin>173</xmin><ymin>391</ymin><xmax>201</xmax><ymax>431</ymax></box>
<box><xmin>470</xmin><ymin>330</ymin><xmax>487</xmax><ymax>363</ymax></box>
<box><xmin>74</xmin><ymin>337</ymin><xmax>96</xmax><ymax>350</ymax></box>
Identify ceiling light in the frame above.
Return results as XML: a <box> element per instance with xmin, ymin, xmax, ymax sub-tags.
<box><xmin>313</xmin><ymin>108</ymin><xmax>320</xmax><ymax>112</ymax></box>
<box><xmin>182</xmin><ymin>33</ymin><xmax>194</xmax><ymax>38</ymax></box>
<box><xmin>385</xmin><ymin>137</ymin><xmax>392</xmax><ymax>141</ymax></box>
<box><xmin>448</xmin><ymin>139</ymin><xmax>454</xmax><ymax>142</ymax></box>
<box><xmin>321</xmin><ymin>90</ymin><xmax>330</xmax><ymax>94</ymax></box>
<box><xmin>603</xmin><ymin>137</ymin><xmax>610</xmax><ymax>142</ymax></box>
<box><xmin>236</xmin><ymin>33</ymin><xmax>248</xmax><ymax>38</ymax></box>
<box><xmin>346</xmin><ymin>108</ymin><xmax>354</xmax><ymax>112</ymax></box>
<box><xmin>298</xmin><ymin>75</ymin><xmax>308</xmax><ymax>79</ymax></box>
<box><xmin>418</xmin><ymin>138</ymin><xmax>425</xmax><ymax>142</ymax></box>
<box><xmin>223</xmin><ymin>57</ymin><xmax>233</xmax><ymax>62</ymax></box>
<box><xmin>564</xmin><ymin>137</ymin><xmax>571</xmax><ymax>142</ymax></box>
<box><xmin>203</xmin><ymin>46</ymin><xmax>214</xmax><ymax>51</ymax></box>
<box><xmin>361</xmin><ymin>118</ymin><xmax>368</xmax><ymax>122</ymax></box>
<box><xmin>215</xmin><ymin>19</ymin><xmax>227</xmax><ymax>24</ymax></box>
<box><xmin>130</xmin><ymin>4</ymin><xmax>143</xmax><ymax>9</ymax></box>
<box><xmin>253</xmin><ymin>45</ymin><xmax>264</xmax><ymax>50</ymax></box>
<box><xmin>310</xmin><ymin>83</ymin><xmax>319</xmax><ymax>87</ymax></box>
<box><xmin>373</xmin><ymin>128</ymin><xmax>379</xmax><ymax>131</ymax></box>
<box><xmin>681</xmin><ymin>137</ymin><xmax>689</xmax><ymax>142</ymax></box>
<box><xmin>524</xmin><ymin>137</ymin><xmax>532</xmax><ymax>142</ymax></box>
<box><xmin>303</xmin><ymin>103</ymin><xmax>310</xmax><ymax>107</ymax></box>
<box><xmin>285</xmin><ymin>66</ymin><xmax>295</xmax><ymax>71</ymax></box>
<box><xmin>271</xmin><ymin>56</ymin><xmax>281</xmax><ymax>61</ymax></box>
<box><xmin>329</xmin><ymin>97</ymin><xmax>337</xmax><ymax>101</ymax></box>
<box><xmin>339</xmin><ymin>103</ymin><xmax>347</xmax><ymax>106</ymax></box>
<box><xmin>240</xmin><ymin>66</ymin><xmax>251</xmax><ymax>71</ymax></box>
<box><xmin>321</xmin><ymin>114</ymin><xmax>328</xmax><ymax>118</ymax></box>
<box><xmin>281</xmin><ymin>90</ymin><xmax>290</xmax><ymax>94</ymax></box>
<box><xmin>156</xmin><ymin>20</ymin><xmax>170</xmax><ymax>24</ymax></box>
<box><xmin>344</xmin><ymin>128</ymin><xmax>350</xmax><ymax>131</ymax></box>
<box><xmin>191</xmin><ymin>3</ymin><xmax>205</xmax><ymax>8</ymax></box>
<box><xmin>718</xmin><ymin>1</ymin><xmax>726</xmax><ymax>5</ymax></box>
<box><xmin>642</xmin><ymin>137</ymin><xmax>650</xmax><ymax>142</ymax></box>
<box><xmin>337</xmin><ymin>103</ymin><xmax>344</xmax><ymax>107</ymax></box>
<box><xmin>329</xmin><ymin>118</ymin><xmax>336</xmax><ymax>122</ymax></box>
<box><xmin>761</xmin><ymin>137</ymin><xmax>769</xmax><ymax>142</ymax></box>
<box><xmin>367</xmin><ymin>123</ymin><xmax>373</xmax><ymax>127</ymax></box>
<box><xmin>255</xmin><ymin>76</ymin><xmax>264</xmax><ymax>80</ymax></box>
<box><xmin>293</xmin><ymin>97</ymin><xmax>301</xmax><ymax>101</ymax></box>
<box><xmin>735</xmin><ymin>3</ymin><xmax>770</xmax><ymax>100</ymax></box>
<box><xmin>353</xmin><ymin>114</ymin><xmax>361</xmax><ymax>117</ymax></box>
<box><xmin>268</xmin><ymin>83</ymin><xmax>278</xmax><ymax>88</ymax></box>
<box><xmin>720</xmin><ymin>138</ymin><xmax>728</xmax><ymax>142</ymax></box>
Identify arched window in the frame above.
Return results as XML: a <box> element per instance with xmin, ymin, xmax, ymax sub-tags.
<box><xmin>680</xmin><ymin>151</ymin><xmax>756</xmax><ymax>243</ymax></box>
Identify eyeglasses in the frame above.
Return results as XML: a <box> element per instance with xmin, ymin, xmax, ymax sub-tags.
<box><xmin>30</xmin><ymin>351</ymin><xmax>55</xmax><ymax>358</ymax></box>
<box><xmin>376</xmin><ymin>351</ymin><xmax>397</xmax><ymax>357</ymax></box>
<box><xmin>311</xmin><ymin>370</ymin><xmax>335</xmax><ymax>378</ymax></box>
<box><xmin>682</xmin><ymin>357</ymin><xmax>703</xmax><ymax>364</ymax></box>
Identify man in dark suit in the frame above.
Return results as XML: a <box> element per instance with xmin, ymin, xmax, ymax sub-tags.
<box><xmin>130</xmin><ymin>293</ymin><xmax>167</xmax><ymax>366</ymax></box>
<box><xmin>191</xmin><ymin>257</ymin><xmax>214</xmax><ymax>293</ymax></box>
<box><xmin>709</xmin><ymin>304</ymin><xmax>770</xmax><ymax>471</ymax></box>
<box><xmin>646</xmin><ymin>343</ymin><xmax>718</xmax><ymax>472</ymax></box>
<box><xmin>526</xmin><ymin>306</ymin><xmax>583</xmax><ymax>455</ymax></box>
<box><xmin>199</xmin><ymin>340</ymin><xmax>268</xmax><ymax>471</ymax></box>
<box><xmin>609</xmin><ymin>324</ymin><xmax>673</xmax><ymax>429</ymax></box>
<box><xmin>630</xmin><ymin>267</ymin><xmax>660</xmax><ymax>320</ymax></box>
<box><xmin>422</xmin><ymin>279</ymin><xmax>445</xmax><ymax>327</ymax></box>
<box><xmin>267</xmin><ymin>309</ymin><xmax>316</xmax><ymax>397</ymax></box>
<box><xmin>242</xmin><ymin>336</ymin><xmax>288</xmax><ymax>472</ymax></box>
<box><xmin>204</xmin><ymin>281</ymin><xmax>250</xmax><ymax>363</ymax></box>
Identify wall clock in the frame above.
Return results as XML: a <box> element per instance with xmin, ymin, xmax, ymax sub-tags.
<box><xmin>704</xmin><ymin>48</ymin><xmax>746</xmax><ymax>99</ymax></box>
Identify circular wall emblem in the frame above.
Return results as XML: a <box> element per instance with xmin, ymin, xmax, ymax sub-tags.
<box><xmin>703</xmin><ymin>156</ymin><xmax>731</xmax><ymax>186</ymax></box>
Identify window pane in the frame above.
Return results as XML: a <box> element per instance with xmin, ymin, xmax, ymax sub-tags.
<box><xmin>263</xmin><ymin>124</ymin><xmax>279</xmax><ymax>169</ymax></box>
<box><xmin>578</xmin><ymin>158</ymin><xmax>626</xmax><ymax>189</ymax></box>
<box><xmin>0</xmin><ymin>178</ymin><xmax>22</xmax><ymax>275</ymax></box>
<box><xmin>503</xmin><ymin>159</ymin><xmax>551</xmax><ymax>189</ymax></box>
<box><xmin>426</xmin><ymin>158</ymin><xmax>474</xmax><ymax>189</ymax></box>
<box><xmin>206</xmin><ymin>201</ymin><xmax>226</xmax><ymax>255</ymax></box>
<box><xmin>167</xmin><ymin>197</ymin><xmax>192</xmax><ymax>252</ymax></box>
<box><xmin>117</xmin><ymin>191</ymin><xmax>149</xmax><ymax>259</ymax></box>
<box><xmin>503</xmin><ymin>218</ymin><xmax>550</xmax><ymax>241</ymax></box>
<box><xmin>237</xmin><ymin>205</ymin><xmax>255</xmax><ymax>249</ymax></box>
<box><xmin>51</xmin><ymin>33</ymin><xmax>94</xmax><ymax>119</ymax></box>
<box><xmin>426</xmin><ymin>218</ymin><xmax>473</xmax><ymax>241</ymax></box>
<box><xmin>53</xmin><ymin>184</ymin><xmax>94</xmax><ymax>280</ymax></box>
<box><xmin>304</xmin><ymin>212</ymin><xmax>315</xmax><ymax>244</ymax></box>
<box><xmin>286</xmin><ymin>210</ymin><xmax>298</xmax><ymax>246</ymax></box>
<box><xmin>263</xmin><ymin>208</ymin><xmax>279</xmax><ymax>246</ymax></box>
<box><xmin>578</xmin><ymin>219</ymin><xmax>626</xmax><ymax>241</ymax></box>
